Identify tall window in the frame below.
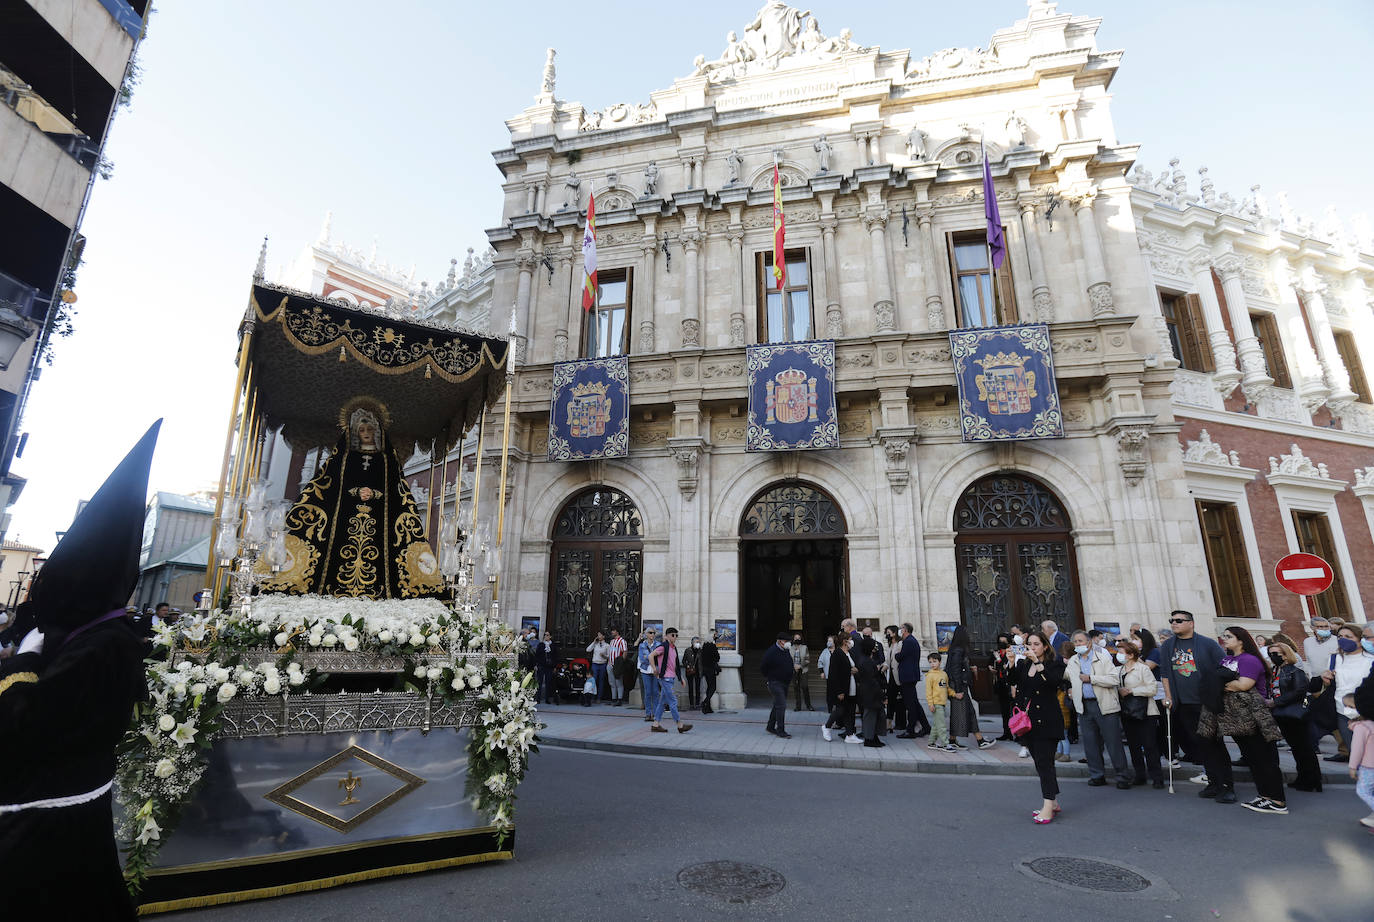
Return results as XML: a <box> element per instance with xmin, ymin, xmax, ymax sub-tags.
<box><xmin>583</xmin><ymin>268</ymin><xmax>632</xmax><ymax>357</ymax></box>
<box><xmin>757</xmin><ymin>249</ymin><xmax>812</xmax><ymax>342</ymax></box>
<box><xmin>947</xmin><ymin>230</ymin><xmax>1015</xmax><ymax>328</ymax></box>
<box><xmin>1159</xmin><ymin>290</ymin><xmax>1214</xmax><ymax>372</ymax></box>
<box><xmin>1250</xmin><ymin>312</ymin><xmax>1292</xmax><ymax>388</ymax></box>
<box><xmin>1195</xmin><ymin>501</ymin><xmax>1258</xmax><ymax>619</ymax></box>
<box><xmin>1292</xmin><ymin>511</ymin><xmax>1352</xmax><ymax>621</ymax></box>
<box><xmin>1334</xmin><ymin>330</ymin><xmax>1372</xmax><ymax>404</ymax></box>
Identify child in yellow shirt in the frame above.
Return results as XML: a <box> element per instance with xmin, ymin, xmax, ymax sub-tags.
<box><xmin>925</xmin><ymin>653</ymin><xmax>951</xmax><ymax>751</ymax></box>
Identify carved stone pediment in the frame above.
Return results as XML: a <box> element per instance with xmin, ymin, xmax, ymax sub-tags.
<box><xmin>1181</xmin><ymin>429</ymin><xmax>1240</xmax><ymax>468</ymax></box>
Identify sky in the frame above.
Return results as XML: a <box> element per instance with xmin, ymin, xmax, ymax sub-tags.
<box><xmin>8</xmin><ymin>0</ymin><xmax>1374</xmax><ymax>550</ymax></box>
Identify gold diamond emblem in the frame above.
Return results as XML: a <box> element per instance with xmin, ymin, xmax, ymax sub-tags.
<box><xmin>263</xmin><ymin>745</ymin><xmax>426</xmax><ymax>833</ymax></box>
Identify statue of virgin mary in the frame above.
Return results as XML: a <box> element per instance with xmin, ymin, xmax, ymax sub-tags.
<box><xmin>262</xmin><ymin>397</ymin><xmax>445</xmax><ymax>599</ymax></box>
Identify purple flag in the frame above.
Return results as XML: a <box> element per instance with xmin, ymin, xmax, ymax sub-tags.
<box><xmin>983</xmin><ymin>146</ymin><xmax>1006</xmax><ymax>271</ymax></box>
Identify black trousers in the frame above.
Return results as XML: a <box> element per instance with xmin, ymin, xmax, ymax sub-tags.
<box><xmin>996</xmin><ymin>687</ymin><xmax>1013</xmax><ymax>737</ymax></box>
<box><xmin>901</xmin><ymin>681</ymin><xmax>930</xmax><ymax>733</ymax></box>
<box><xmin>1234</xmin><ymin>733</ymin><xmax>1286</xmax><ymax>802</ymax></box>
<box><xmin>702</xmin><ymin>671</ymin><xmax>716</xmax><ymax>712</ymax></box>
<box><xmin>1176</xmin><ymin>703</ymin><xmax>1229</xmax><ymax>788</ymax></box>
<box><xmin>885</xmin><ymin>679</ymin><xmax>904</xmax><ymax>728</ymax></box>
<box><xmin>1277</xmin><ymin>715</ymin><xmax>1321</xmax><ymax>788</ymax></box>
<box><xmin>684</xmin><ymin>673</ymin><xmax>702</xmax><ymax>707</ymax></box>
<box><xmin>1029</xmin><ymin>738</ymin><xmax>1060</xmax><ymax>800</ymax></box>
<box><xmin>827</xmin><ymin>696</ymin><xmax>855</xmax><ymax>735</ymax></box>
<box><xmin>766</xmin><ymin>680</ymin><xmax>788</xmax><ymax>733</ymax></box>
<box><xmin>795</xmin><ymin>673</ymin><xmax>813</xmax><ymax>709</ymax></box>
<box><xmin>1123</xmin><ymin>714</ymin><xmax>1163</xmax><ymax>783</ymax></box>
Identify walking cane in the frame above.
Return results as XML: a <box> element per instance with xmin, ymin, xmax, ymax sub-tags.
<box><xmin>1166</xmin><ymin>702</ymin><xmax>1175</xmax><ymax>794</ymax></box>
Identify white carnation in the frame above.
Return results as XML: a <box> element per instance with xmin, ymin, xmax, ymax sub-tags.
<box><xmin>157</xmin><ymin>714</ymin><xmax>175</xmax><ymax>732</ymax></box>
<box><xmin>288</xmin><ymin>671</ymin><xmax>304</xmax><ymax>686</ymax></box>
<box><xmin>322</xmin><ymin>634</ymin><xmax>338</xmax><ymax>647</ymax></box>
<box><xmin>451</xmin><ymin>677</ymin><xmax>465</xmax><ymax>691</ymax></box>
<box><xmin>468</xmin><ymin>674</ymin><xmax>483</xmax><ymax>689</ymax></box>
<box><xmin>264</xmin><ymin>677</ymin><xmax>281</xmax><ymax>695</ymax></box>
<box><xmin>154</xmin><ymin>758</ymin><xmax>176</xmax><ymax>779</ymax></box>
<box><xmin>377</xmin><ymin>630</ymin><xmax>393</xmax><ymax>643</ymax></box>
<box><xmin>426</xmin><ymin>634</ymin><xmax>441</xmax><ymax>647</ymax></box>
<box><xmin>190</xmin><ymin>683</ymin><xmax>207</xmax><ymax>697</ymax></box>
<box><xmin>414</xmin><ymin>665</ymin><xmax>427</xmax><ymax>678</ymax></box>
<box><xmin>343</xmin><ymin>636</ymin><xmax>359</xmax><ymax>652</ymax></box>
<box><xmin>172</xmin><ymin>682</ymin><xmax>187</xmax><ymax>697</ymax></box>
<box><xmin>217</xmin><ymin>683</ymin><xmax>238</xmax><ymax>702</ymax></box>
<box><xmin>426</xmin><ymin>667</ymin><xmax>442</xmax><ymax>681</ymax></box>
<box><xmin>274</xmin><ymin>632</ymin><xmax>289</xmax><ymax>646</ymax></box>
<box><xmin>408</xmin><ymin>632</ymin><xmax>424</xmax><ymax>646</ymax></box>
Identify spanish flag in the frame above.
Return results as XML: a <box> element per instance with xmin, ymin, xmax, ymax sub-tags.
<box><xmin>580</xmin><ymin>192</ymin><xmax>598</xmax><ymax>311</ymax></box>
<box><xmin>772</xmin><ymin>165</ymin><xmax>786</xmax><ymax>291</ymax></box>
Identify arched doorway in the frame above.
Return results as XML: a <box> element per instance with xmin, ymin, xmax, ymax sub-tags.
<box><xmin>954</xmin><ymin>474</ymin><xmax>1082</xmax><ymax>657</ymax></box>
<box><xmin>739</xmin><ymin>483</ymin><xmax>849</xmax><ymax>660</ymax></box>
<box><xmin>546</xmin><ymin>487</ymin><xmax>644</xmax><ymax>650</ymax></box>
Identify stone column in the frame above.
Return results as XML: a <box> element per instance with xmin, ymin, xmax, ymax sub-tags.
<box><xmin>863</xmin><ymin>208</ymin><xmax>896</xmax><ymax>332</ymax></box>
<box><xmin>638</xmin><ymin>236</ymin><xmax>658</xmax><ymax>353</ymax></box>
<box><xmin>820</xmin><ymin>214</ymin><xmax>843</xmax><ymax>337</ymax></box>
<box><xmin>535</xmin><ymin>180</ymin><xmax>549</xmax><ymax>215</ymax></box>
<box><xmin>1214</xmin><ymin>252</ymin><xmax>1273</xmax><ymax>403</ymax></box>
<box><xmin>514</xmin><ymin>250</ymin><xmax>536</xmax><ymax>363</ymax></box>
<box><xmin>525</xmin><ymin>184</ymin><xmax>538</xmax><ymax>213</ymax></box>
<box><xmin>1298</xmin><ymin>268</ymin><xmax>1359</xmax><ymax>409</ymax></box>
<box><xmin>551</xmin><ymin>250</ymin><xmax>574</xmax><ymax>361</ymax></box>
<box><xmin>1270</xmin><ymin>254</ymin><xmax>1327</xmax><ymax>411</ymax></box>
<box><xmin>1187</xmin><ymin>249</ymin><xmax>1241</xmax><ymax>396</ymax></box>
<box><xmin>681</xmin><ymin>229</ymin><xmax>702</xmax><ymax>347</ymax></box>
<box><xmin>1017</xmin><ymin>198</ymin><xmax>1054</xmax><ymax>322</ymax></box>
<box><xmin>726</xmin><ymin>225</ymin><xmax>747</xmax><ymax>345</ymax></box>
<box><xmin>1071</xmin><ymin>191</ymin><xmax>1114</xmax><ymax>317</ymax></box>
<box><xmin>916</xmin><ymin>206</ymin><xmax>945</xmax><ymax>329</ymax></box>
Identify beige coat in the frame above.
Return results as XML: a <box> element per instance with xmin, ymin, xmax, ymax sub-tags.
<box><xmin>1119</xmin><ymin>660</ymin><xmax>1159</xmax><ymax>717</ymax></box>
<box><xmin>1066</xmin><ymin>648</ymin><xmax>1122</xmax><ymax>715</ymax></box>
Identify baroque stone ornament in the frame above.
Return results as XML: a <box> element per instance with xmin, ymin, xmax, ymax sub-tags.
<box><xmin>1354</xmin><ymin>466</ymin><xmax>1374</xmax><ymax>489</ymax></box>
<box><xmin>1114</xmin><ymin>425</ymin><xmax>1151</xmax><ymax>486</ymax></box>
<box><xmin>667</xmin><ymin>439</ymin><xmax>704</xmax><ymax>500</ymax></box>
<box><xmin>552</xmin><ymin>330</ymin><xmax>568</xmax><ymax>362</ymax></box>
<box><xmin>877</xmin><ymin>431</ymin><xmax>914</xmax><ymax>493</ymax></box>
<box><xmin>639</xmin><ymin>320</ymin><xmax>655</xmax><ymax>354</ymax></box>
<box><xmin>1181</xmin><ymin>429</ymin><xmax>1240</xmax><ymax>467</ymax></box>
<box><xmin>874</xmin><ymin>300</ymin><xmax>896</xmax><ymax>332</ymax></box>
<box><xmin>730</xmin><ymin>314</ymin><xmax>746</xmax><ymax>346</ymax></box>
<box><xmin>681</xmin><ymin>318</ymin><xmax>701</xmax><ymax>348</ymax></box>
<box><xmin>1268</xmin><ymin>444</ymin><xmax>1330</xmax><ymax>480</ymax></box>
<box><xmin>1087</xmin><ymin>281</ymin><xmax>1114</xmax><ymax>318</ymax></box>
<box><xmin>825</xmin><ymin>306</ymin><xmax>844</xmax><ymax>338</ymax></box>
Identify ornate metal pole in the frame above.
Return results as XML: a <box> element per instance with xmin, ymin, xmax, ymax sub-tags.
<box><xmin>492</xmin><ymin>310</ymin><xmax>517</xmax><ymax>605</ymax></box>
<box><xmin>205</xmin><ymin>336</ymin><xmax>253</xmax><ymax>590</ymax></box>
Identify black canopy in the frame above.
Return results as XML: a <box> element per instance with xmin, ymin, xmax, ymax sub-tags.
<box><xmin>245</xmin><ymin>283</ymin><xmax>508</xmax><ymax>458</ymax></box>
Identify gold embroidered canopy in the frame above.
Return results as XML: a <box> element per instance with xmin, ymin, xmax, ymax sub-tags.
<box><xmin>243</xmin><ymin>282</ymin><xmax>509</xmax><ymax>458</ymax></box>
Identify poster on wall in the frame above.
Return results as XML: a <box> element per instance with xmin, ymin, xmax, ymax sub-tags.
<box><xmin>641</xmin><ymin>619</ymin><xmax>665</xmax><ymax>640</ymax></box>
<box><xmin>1092</xmin><ymin>621</ymin><xmax>1122</xmax><ymax>640</ymax></box>
<box><xmin>935</xmin><ymin>621</ymin><xmax>960</xmax><ymax>654</ymax></box>
<box><xmin>520</xmin><ymin>616</ymin><xmax>541</xmax><ymax>635</ymax></box>
<box><xmin>745</xmin><ymin>340</ymin><xmax>838</xmax><ymax>451</ymax></box>
<box><xmin>949</xmin><ymin>323</ymin><xmax>1064</xmax><ymax>442</ymax></box>
<box><xmin>713</xmin><ymin>620</ymin><xmax>737</xmax><ymax>651</ymax></box>
<box><xmin>547</xmin><ymin>356</ymin><xmax>630</xmax><ymax>460</ymax></box>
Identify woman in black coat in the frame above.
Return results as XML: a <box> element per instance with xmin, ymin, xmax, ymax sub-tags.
<box><xmin>946</xmin><ymin>625</ymin><xmax>994</xmax><ymax>750</ymax></box>
<box><xmin>1268</xmin><ymin>641</ymin><xmax>1321</xmax><ymax>792</ymax></box>
<box><xmin>823</xmin><ymin>634</ymin><xmax>857</xmax><ymax>741</ymax></box>
<box><xmin>1013</xmin><ymin>631</ymin><xmax>1066</xmax><ymax>824</ymax></box>
<box><xmin>855</xmin><ymin>636</ymin><xmax>886</xmax><ymax>747</ymax></box>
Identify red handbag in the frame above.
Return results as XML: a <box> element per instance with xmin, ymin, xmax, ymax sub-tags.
<box><xmin>1009</xmin><ymin>705</ymin><xmax>1032</xmax><ymax>737</ymax></box>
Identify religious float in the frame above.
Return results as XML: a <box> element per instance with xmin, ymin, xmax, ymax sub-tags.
<box><xmin>118</xmin><ymin>281</ymin><xmax>534</xmax><ymax>913</ymax></box>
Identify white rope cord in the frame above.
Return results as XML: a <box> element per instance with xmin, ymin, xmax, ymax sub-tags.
<box><xmin>0</xmin><ymin>779</ymin><xmax>112</xmax><ymax>814</ymax></box>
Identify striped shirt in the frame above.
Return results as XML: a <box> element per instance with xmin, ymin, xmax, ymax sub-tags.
<box><xmin>609</xmin><ymin>636</ymin><xmax>627</xmax><ymax>663</ymax></box>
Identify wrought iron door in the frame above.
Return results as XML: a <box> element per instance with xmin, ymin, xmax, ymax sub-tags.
<box><xmin>548</xmin><ymin>488</ymin><xmax>644</xmax><ymax>650</ymax></box>
<box><xmin>954</xmin><ymin>476</ymin><xmax>1080</xmax><ymax>656</ymax></box>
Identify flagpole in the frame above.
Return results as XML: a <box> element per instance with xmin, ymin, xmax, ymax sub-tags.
<box><xmin>981</xmin><ymin>130</ymin><xmax>999</xmax><ymax>326</ymax></box>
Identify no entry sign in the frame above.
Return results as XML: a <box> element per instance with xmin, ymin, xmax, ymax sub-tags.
<box><xmin>1274</xmin><ymin>553</ymin><xmax>1333</xmax><ymax>596</ymax></box>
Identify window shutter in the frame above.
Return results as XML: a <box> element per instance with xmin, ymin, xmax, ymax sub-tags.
<box><xmin>622</xmin><ymin>267</ymin><xmax>635</xmax><ymax>355</ymax></box>
<box><xmin>945</xmin><ymin>232</ymin><xmax>962</xmax><ymax>323</ymax></box>
<box><xmin>755</xmin><ymin>251</ymin><xmax>767</xmax><ymax>342</ymax></box>
<box><xmin>1182</xmin><ymin>294</ymin><xmax>1215</xmax><ymax>372</ymax></box>
<box><xmin>1252</xmin><ymin>312</ymin><xmax>1291</xmax><ymax>389</ymax></box>
<box><xmin>1221</xmin><ymin>504</ymin><xmax>1258</xmax><ymax>618</ymax></box>
<box><xmin>995</xmin><ymin>238</ymin><xmax>1017</xmax><ymax>324</ymax></box>
<box><xmin>1335</xmin><ymin>331</ymin><xmax>1372</xmax><ymax>404</ymax></box>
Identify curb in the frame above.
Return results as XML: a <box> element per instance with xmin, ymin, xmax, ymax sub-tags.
<box><xmin>537</xmin><ymin>734</ymin><xmax>1356</xmax><ymax>785</ymax></box>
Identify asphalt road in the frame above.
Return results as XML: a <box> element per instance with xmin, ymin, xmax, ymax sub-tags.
<box><xmin>167</xmin><ymin>747</ymin><xmax>1374</xmax><ymax>922</ymax></box>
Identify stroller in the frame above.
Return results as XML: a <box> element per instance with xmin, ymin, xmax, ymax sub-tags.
<box><xmin>556</xmin><ymin>658</ymin><xmax>591</xmax><ymax>702</ymax></box>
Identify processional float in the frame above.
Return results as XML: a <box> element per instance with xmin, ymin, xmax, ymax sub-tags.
<box><xmin>120</xmin><ymin>281</ymin><xmax>534</xmax><ymax>913</ymax></box>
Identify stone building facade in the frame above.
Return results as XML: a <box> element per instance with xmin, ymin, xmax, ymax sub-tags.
<box><xmin>469</xmin><ymin>1</ymin><xmax>1237</xmax><ymax>703</ymax></box>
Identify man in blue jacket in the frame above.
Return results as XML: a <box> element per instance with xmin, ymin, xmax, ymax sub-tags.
<box><xmin>761</xmin><ymin>632</ymin><xmax>795</xmax><ymax>738</ymax></box>
<box><xmin>894</xmin><ymin>622</ymin><xmax>930</xmax><ymax>738</ymax></box>
<box><xmin>1159</xmin><ymin>610</ymin><xmax>1231</xmax><ymax>802</ymax></box>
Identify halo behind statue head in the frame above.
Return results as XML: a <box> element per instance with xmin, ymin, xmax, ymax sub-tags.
<box><xmin>338</xmin><ymin>396</ymin><xmax>392</xmax><ymax>436</ymax></box>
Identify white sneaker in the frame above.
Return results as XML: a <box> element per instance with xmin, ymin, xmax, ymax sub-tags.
<box><xmin>822</xmin><ymin>726</ymin><xmax>832</xmax><ymax>742</ymax></box>
<box><xmin>1189</xmin><ymin>772</ymin><xmax>1208</xmax><ymax>784</ymax></box>
<box><xmin>1018</xmin><ymin>746</ymin><xmax>1030</xmax><ymax>758</ymax></box>
<box><xmin>1360</xmin><ymin>814</ymin><xmax>1374</xmax><ymax>829</ymax></box>
<box><xmin>1168</xmin><ymin>758</ymin><xmax>1181</xmax><ymax>769</ymax></box>
<box><xmin>844</xmin><ymin>735</ymin><xmax>863</xmax><ymax>744</ymax></box>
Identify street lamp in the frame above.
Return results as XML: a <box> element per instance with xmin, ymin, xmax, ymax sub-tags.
<box><xmin>0</xmin><ymin>307</ymin><xmax>34</xmax><ymax>370</ymax></box>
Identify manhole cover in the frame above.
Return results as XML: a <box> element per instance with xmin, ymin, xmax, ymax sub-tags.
<box><xmin>1024</xmin><ymin>857</ymin><xmax>1151</xmax><ymax>893</ymax></box>
<box><xmin>677</xmin><ymin>861</ymin><xmax>786</xmax><ymax>904</ymax></box>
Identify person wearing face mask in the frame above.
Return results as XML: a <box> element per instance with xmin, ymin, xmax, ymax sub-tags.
<box><xmin>1117</xmin><ymin>640</ymin><xmax>1164</xmax><ymax>788</ymax></box>
<box><xmin>790</xmin><ymin>633</ymin><xmax>813</xmax><ymax>712</ymax></box>
<box><xmin>699</xmin><ymin>630</ymin><xmax>721</xmax><ymax>714</ymax></box>
<box><xmin>1312</xmin><ymin>625</ymin><xmax>1374</xmax><ymax>764</ymax></box>
<box><xmin>1266</xmin><ymin>640</ymin><xmax>1321</xmax><ymax>792</ymax></box>
<box><xmin>1066</xmin><ymin>629</ymin><xmax>1131</xmax><ymax>788</ymax></box>
<box><xmin>682</xmin><ymin>636</ymin><xmax>703</xmax><ymax>710</ymax></box>
<box><xmin>1302</xmin><ymin>617</ymin><xmax>1347</xmax><ymax>762</ymax></box>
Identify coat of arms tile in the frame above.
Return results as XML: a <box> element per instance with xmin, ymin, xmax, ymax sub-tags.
<box><xmin>746</xmin><ymin>341</ymin><xmax>838</xmax><ymax>451</ymax></box>
<box><xmin>949</xmin><ymin>323</ymin><xmax>1064</xmax><ymax>442</ymax></box>
<box><xmin>548</xmin><ymin>356</ymin><xmax>629</xmax><ymax>460</ymax></box>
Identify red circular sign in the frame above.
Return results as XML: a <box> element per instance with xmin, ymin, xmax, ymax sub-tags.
<box><xmin>1274</xmin><ymin>553</ymin><xmax>1333</xmax><ymax>595</ymax></box>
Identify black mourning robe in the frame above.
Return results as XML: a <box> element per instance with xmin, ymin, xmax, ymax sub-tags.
<box><xmin>262</xmin><ymin>435</ymin><xmax>444</xmax><ymax>599</ymax></box>
<box><xmin>0</xmin><ymin>620</ymin><xmax>146</xmax><ymax>918</ymax></box>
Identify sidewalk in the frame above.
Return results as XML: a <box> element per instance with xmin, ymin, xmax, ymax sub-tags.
<box><xmin>534</xmin><ymin>700</ymin><xmax>1355</xmax><ymax>784</ymax></box>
